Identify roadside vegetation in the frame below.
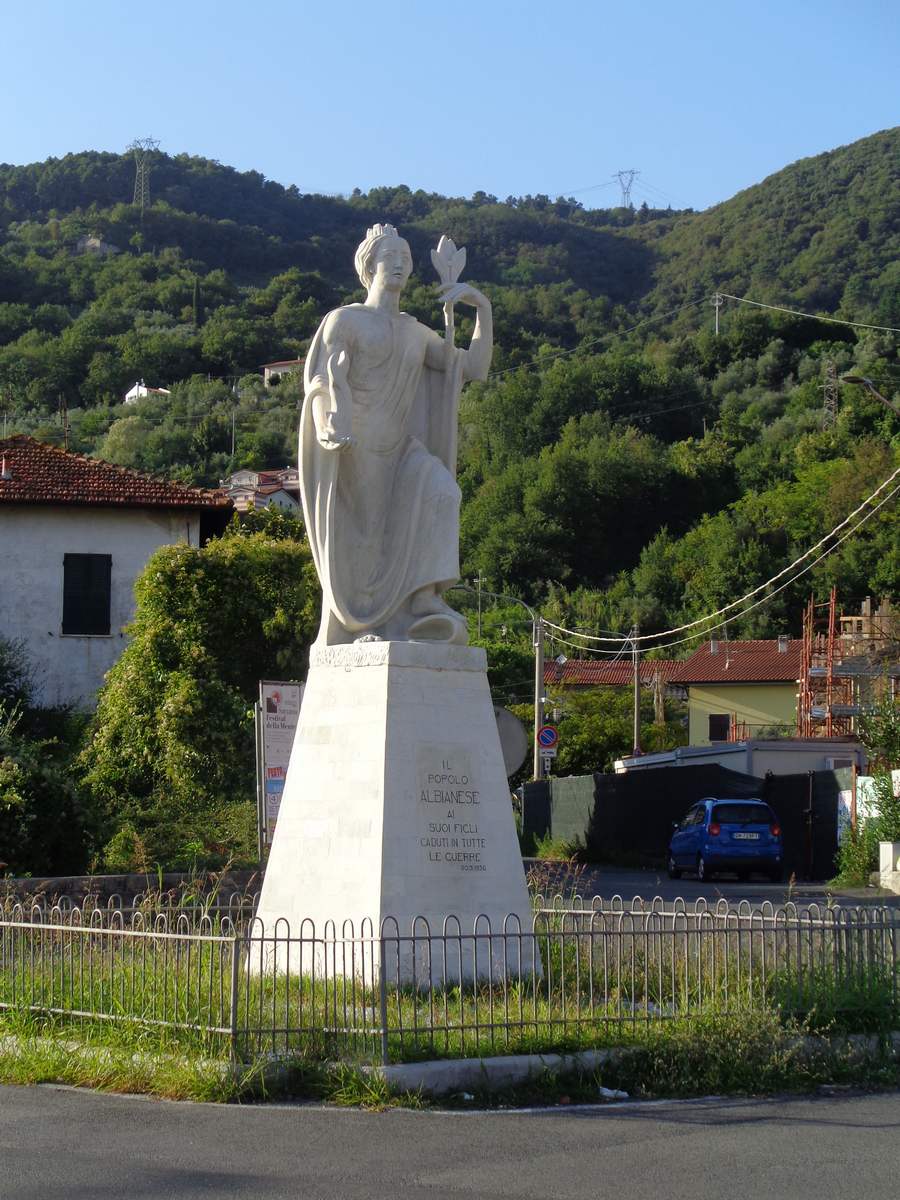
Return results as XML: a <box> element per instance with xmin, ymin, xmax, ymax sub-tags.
<box><xmin>2</xmin><ymin>1006</ymin><xmax>898</xmax><ymax>1108</ymax></box>
<box><xmin>833</xmin><ymin>696</ymin><xmax>900</xmax><ymax>887</ymax></box>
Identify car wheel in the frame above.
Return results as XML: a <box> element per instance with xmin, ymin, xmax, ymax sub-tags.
<box><xmin>697</xmin><ymin>854</ymin><xmax>709</xmax><ymax>882</ymax></box>
<box><xmin>667</xmin><ymin>854</ymin><xmax>682</xmax><ymax>880</ymax></box>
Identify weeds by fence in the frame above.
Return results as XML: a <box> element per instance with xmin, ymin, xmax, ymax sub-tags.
<box><xmin>1</xmin><ymin>897</ymin><xmax>897</xmax><ymax>1065</ymax></box>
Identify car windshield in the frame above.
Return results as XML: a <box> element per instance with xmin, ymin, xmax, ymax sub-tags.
<box><xmin>712</xmin><ymin>803</ymin><xmax>774</xmax><ymax>825</ymax></box>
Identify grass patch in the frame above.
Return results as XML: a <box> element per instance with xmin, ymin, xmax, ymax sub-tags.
<box><xmin>531</xmin><ymin>833</ymin><xmax>585</xmax><ymax>862</ymax></box>
<box><xmin>2</xmin><ymin>1009</ymin><xmax>899</xmax><ymax>1108</ymax></box>
<box><xmin>0</xmin><ymin>1011</ymin><xmax>246</xmax><ymax>1101</ymax></box>
<box><xmin>596</xmin><ymin>1011</ymin><xmax>900</xmax><ymax>1099</ymax></box>
<box><xmin>442</xmin><ymin>1012</ymin><xmax>900</xmax><ymax>1108</ymax></box>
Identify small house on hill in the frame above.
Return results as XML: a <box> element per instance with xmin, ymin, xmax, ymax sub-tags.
<box><xmin>0</xmin><ymin>436</ymin><xmax>231</xmax><ymax>708</ymax></box>
<box><xmin>671</xmin><ymin>637</ymin><xmax>803</xmax><ymax>744</ymax></box>
<box><xmin>221</xmin><ymin>467</ymin><xmax>300</xmax><ymax>514</ymax></box>
<box><xmin>260</xmin><ymin>359</ymin><xmax>304</xmax><ymax>388</ymax></box>
<box><xmin>124</xmin><ymin>380</ymin><xmax>171</xmax><ymax>405</ymax></box>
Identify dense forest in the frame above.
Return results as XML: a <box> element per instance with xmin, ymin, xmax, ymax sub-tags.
<box><xmin>1</xmin><ymin>129</ymin><xmax>898</xmax><ymax>648</ymax></box>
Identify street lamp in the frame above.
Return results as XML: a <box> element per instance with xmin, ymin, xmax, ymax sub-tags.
<box><xmin>841</xmin><ymin>375</ymin><xmax>900</xmax><ymax>418</ymax></box>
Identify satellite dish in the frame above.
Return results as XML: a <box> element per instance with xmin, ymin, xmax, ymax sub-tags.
<box><xmin>494</xmin><ymin>706</ymin><xmax>529</xmax><ymax>777</ymax></box>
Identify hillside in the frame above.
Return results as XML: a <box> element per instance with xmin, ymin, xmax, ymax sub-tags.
<box><xmin>0</xmin><ymin>130</ymin><xmax>897</xmax><ymax>645</ymax></box>
<box><xmin>641</xmin><ymin>127</ymin><xmax>900</xmax><ymax>326</ymax></box>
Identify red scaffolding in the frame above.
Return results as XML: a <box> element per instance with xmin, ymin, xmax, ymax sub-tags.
<box><xmin>797</xmin><ymin>588</ymin><xmax>855</xmax><ymax>737</ymax></box>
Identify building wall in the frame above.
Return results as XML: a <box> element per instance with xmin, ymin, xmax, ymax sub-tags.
<box><xmin>618</xmin><ymin>740</ymin><xmax>866</xmax><ymax>775</ymax></box>
<box><xmin>687</xmin><ymin>682</ymin><xmax>798</xmax><ymax>744</ymax></box>
<box><xmin>0</xmin><ymin>505</ymin><xmax>199</xmax><ymax>708</ymax></box>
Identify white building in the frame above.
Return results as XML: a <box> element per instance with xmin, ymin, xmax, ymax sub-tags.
<box><xmin>0</xmin><ymin>436</ymin><xmax>231</xmax><ymax>708</ymax></box>
<box><xmin>123</xmin><ymin>380</ymin><xmax>171</xmax><ymax>405</ymax></box>
<box><xmin>260</xmin><ymin>359</ymin><xmax>304</xmax><ymax>388</ymax></box>
<box><xmin>220</xmin><ymin>467</ymin><xmax>300</xmax><ymax>514</ymax></box>
<box><xmin>615</xmin><ymin>738</ymin><xmax>866</xmax><ymax>776</ymax></box>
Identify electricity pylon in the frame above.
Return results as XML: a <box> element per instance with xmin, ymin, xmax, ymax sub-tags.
<box><xmin>127</xmin><ymin>137</ymin><xmax>160</xmax><ymax>215</ymax></box>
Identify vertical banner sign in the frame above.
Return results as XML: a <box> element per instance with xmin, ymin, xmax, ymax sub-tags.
<box><xmin>256</xmin><ymin>680</ymin><xmax>304</xmax><ymax>855</ymax></box>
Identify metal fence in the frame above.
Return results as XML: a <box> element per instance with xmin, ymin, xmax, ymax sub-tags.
<box><xmin>1</xmin><ymin>897</ymin><xmax>898</xmax><ymax>1064</ymax></box>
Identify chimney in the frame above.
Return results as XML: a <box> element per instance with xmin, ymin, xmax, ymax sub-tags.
<box><xmin>709</xmin><ymin>639</ymin><xmax>718</xmax><ymax>655</ymax></box>
<box><xmin>777</xmin><ymin>635</ymin><xmax>789</xmax><ymax>654</ymax></box>
<box><xmin>0</xmin><ymin>456</ymin><xmax>11</xmax><ymax>481</ymax></box>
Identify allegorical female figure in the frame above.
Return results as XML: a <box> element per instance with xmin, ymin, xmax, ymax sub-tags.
<box><xmin>299</xmin><ymin>224</ymin><xmax>492</xmax><ymax>646</ymax></box>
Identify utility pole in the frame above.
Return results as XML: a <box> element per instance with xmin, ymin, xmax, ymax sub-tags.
<box><xmin>713</xmin><ymin>292</ymin><xmax>724</xmax><ymax>336</ymax></box>
<box><xmin>58</xmin><ymin>394</ymin><xmax>70</xmax><ymax>451</ymax></box>
<box><xmin>653</xmin><ymin>667</ymin><xmax>665</xmax><ymax>725</ymax></box>
<box><xmin>231</xmin><ymin>408</ymin><xmax>236</xmax><ymax>458</ymax></box>
<box><xmin>632</xmin><ymin>624</ymin><xmax>642</xmax><ymax>757</ymax></box>
<box><xmin>822</xmin><ymin>360</ymin><xmax>839</xmax><ymax>428</ymax></box>
<box><xmin>474</xmin><ymin>574</ymin><xmax>485</xmax><ymax>638</ymax></box>
<box><xmin>533</xmin><ymin>617</ymin><xmax>545</xmax><ymax>781</ymax></box>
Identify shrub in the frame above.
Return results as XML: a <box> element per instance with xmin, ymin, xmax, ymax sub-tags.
<box><xmin>0</xmin><ymin>705</ymin><xmax>96</xmax><ymax>875</ymax></box>
<box><xmin>79</xmin><ymin>526</ymin><xmax>319</xmax><ymax>869</ymax></box>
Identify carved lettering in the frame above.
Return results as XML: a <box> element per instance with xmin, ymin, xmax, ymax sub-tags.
<box><xmin>415</xmin><ymin>744</ymin><xmax>490</xmax><ymax>874</ymax></box>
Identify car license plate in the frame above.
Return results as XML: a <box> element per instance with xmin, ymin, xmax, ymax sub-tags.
<box><xmin>733</xmin><ymin>832</ymin><xmax>760</xmax><ymax>840</ymax></box>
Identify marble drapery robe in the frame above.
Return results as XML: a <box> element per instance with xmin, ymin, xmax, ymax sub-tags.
<box><xmin>299</xmin><ymin>305</ymin><xmax>466</xmax><ymax>641</ymax></box>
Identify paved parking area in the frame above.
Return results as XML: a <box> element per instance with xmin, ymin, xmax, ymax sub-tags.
<box><xmin>525</xmin><ymin>860</ymin><xmax>900</xmax><ymax>908</ymax></box>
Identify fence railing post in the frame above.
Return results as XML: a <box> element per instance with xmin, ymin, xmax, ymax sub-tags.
<box><xmin>229</xmin><ymin>932</ymin><xmax>241</xmax><ymax>1061</ymax></box>
<box><xmin>378</xmin><ymin>933</ymin><xmax>389</xmax><ymax>1068</ymax></box>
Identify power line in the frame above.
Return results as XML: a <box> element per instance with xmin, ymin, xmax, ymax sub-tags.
<box><xmin>546</xmin><ymin>479</ymin><xmax>899</xmax><ymax>658</ymax></box>
<box><xmin>486</xmin><ymin>298</ymin><xmax>709</xmax><ymax>380</ymax></box>
<box><xmin>637</xmin><ymin>481</ymin><xmax>900</xmax><ymax>652</ymax></box>
<box><xmin>717</xmin><ymin>292</ymin><xmax>900</xmax><ymax>335</ymax></box>
<box><xmin>542</xmin><ymin>460</ymin><xmax>900</xmax><ymax>645</ymax></box>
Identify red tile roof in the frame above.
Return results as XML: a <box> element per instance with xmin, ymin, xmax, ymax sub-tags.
<box><xmin>671</xmin><ymin>639</ymin><xmax>803</xmax><ymax>684</ymax></box>
<box><xmin>0</xmin><ymin>436</ymin><xmax>231</xmax><ymax>511</ymax></box>
<box><xmin>545</xmin><ymin>660</ymin><xmax>682</xmax><ymax>687</ymax></box>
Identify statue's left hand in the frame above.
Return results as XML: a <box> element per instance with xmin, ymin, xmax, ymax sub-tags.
<box><xmin>436</xmin><ymin>281</ymin><xmax>489</xmax><ymax>310</ymax></box>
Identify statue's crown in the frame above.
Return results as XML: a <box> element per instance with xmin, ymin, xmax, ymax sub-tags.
<box><xmin>364</xmin><ymin>223</ymin><xmax>400</xmax><ymax>242</ymax></box>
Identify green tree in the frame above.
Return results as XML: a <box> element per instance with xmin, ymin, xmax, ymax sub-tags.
<box><xmin>80</xmin><ymin>527</ymin><xmax>320</xmax><ymax>869</ymax></box>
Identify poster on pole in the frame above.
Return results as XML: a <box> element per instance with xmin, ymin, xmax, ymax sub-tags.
<box><xmin>256</xmin><ymin>680</ymin><xmax>304</xmax><ymax>854</ymax></box>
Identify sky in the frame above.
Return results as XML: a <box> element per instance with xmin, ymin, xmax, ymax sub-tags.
<box><xmin>2</xmin><ymin>0</ymin><xmax>898</xmax><ymax>212</ymax></box>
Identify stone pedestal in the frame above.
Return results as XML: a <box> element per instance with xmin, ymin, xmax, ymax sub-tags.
<box><xmin>879</xmin><ymin>841</ymin><xmax>900</xmax><ymax>894</ymax></box>
<box><xmin>252</xmin><ymin>641</ymin><xmax>537</xmax><ymax>983</ymax></box>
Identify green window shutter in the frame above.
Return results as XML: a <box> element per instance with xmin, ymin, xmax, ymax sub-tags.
<box><xmin>62</xmin><ymin>554</ymin><xmax>112</xmax><ymax>635</ymax></box>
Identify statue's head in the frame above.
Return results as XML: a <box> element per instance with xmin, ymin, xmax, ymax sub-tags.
<box><xmin>354</xmin><ymin>223</ymin><xmax>412</xmax><ymax>291</ymax></box>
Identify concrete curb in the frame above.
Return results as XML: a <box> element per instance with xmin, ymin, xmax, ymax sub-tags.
<box><xmin>4</xmin><ymin>1030</ymin><xmax>900</xmax><ymax>1101</ymax></box>
<box><xmin>368</xmin><ymin>1049</ymin><xmax>618</xmax><ymax>1096</ymax></box>
<box><xmin>357</xmin><ymin>1031</ymin><xmax>900</xmax><ymax>1097</ymax></box>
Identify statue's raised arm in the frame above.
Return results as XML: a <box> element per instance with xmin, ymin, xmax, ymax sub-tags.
<box><xmin>299</xmin><ymin>224</ymin><xmax>492</xmax><ymax>649</ymax></box>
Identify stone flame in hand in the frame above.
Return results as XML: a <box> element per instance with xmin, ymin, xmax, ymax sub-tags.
<box><xmin>431</xmin><ymin>236</ymin><xmax>466</xmax><ymax>288</ymax></box>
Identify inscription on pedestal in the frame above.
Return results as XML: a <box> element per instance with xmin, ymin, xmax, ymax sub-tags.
<box><xmin>415</xmin><ymin>744</ymin><xmax>488</xmax><ymax>873</ymax></box>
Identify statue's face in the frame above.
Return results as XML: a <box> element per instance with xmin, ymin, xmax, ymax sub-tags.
<box><xmin>371</xmin><ymin>238</ymin><xmax>413</xmax><ymax>292</ymax></box>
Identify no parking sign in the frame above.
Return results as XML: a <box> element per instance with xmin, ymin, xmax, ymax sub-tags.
<box><xmin>538</xmin><ymin>724</ymin><xmax>559</xmax><ymax>757</ymax></box>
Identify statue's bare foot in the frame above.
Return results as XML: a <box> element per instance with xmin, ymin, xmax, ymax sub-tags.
<box><xmin>407</xmin><ymin>586</ymin><xmax>468</xmax><ymax>643</ymax></box>
<box><xmin>408</xmin><ymin>611</ymin><xmax>468</xmax><ymax>644</ymax></box>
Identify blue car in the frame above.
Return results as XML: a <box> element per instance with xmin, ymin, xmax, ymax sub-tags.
<box><xmin>667</xmin><ymin>798</ymin><xmax>783</xmax><ymax>883</ymax></box>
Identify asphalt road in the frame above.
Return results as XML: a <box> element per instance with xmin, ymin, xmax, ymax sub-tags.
<box><xmin>3</xmin><ymin>1085</ymin><xmax>900</xmax><ymax>1199</ymax></box>
<box><xmin>526</xmin><ymin>861</ymin><xmax>900</xmax><ymax>908</ymax></box>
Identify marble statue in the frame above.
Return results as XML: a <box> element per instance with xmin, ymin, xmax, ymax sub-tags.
<box><xmin>299</xmin><ymin>224</ymin><xmax>492</xmax><ymax>646</ymax></box>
